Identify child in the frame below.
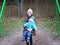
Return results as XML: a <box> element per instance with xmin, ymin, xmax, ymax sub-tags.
<box><xmin>26</xmin><ymin>8</ymin><xmax>37</xmax><ymax>35</ymax></box>
<box><xmin>26</xmin><ymin>8</ymin><xmax>35</xmax><ymax>22</ymax></box>
<box><xmin>22</xmin><ymin>18</ymin><xmax>37</xmax><ymax>44</ymax></box>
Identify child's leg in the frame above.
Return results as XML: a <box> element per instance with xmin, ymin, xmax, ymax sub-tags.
<box><xmin>22</xmin><ymin>30</ymin><xmax>28</xmax><ymax>41</ymax></box>
<box><xmin>27</xmin><ymin>31</ymin><xmax>32</xmax><ymax>42</ymax></box>
<box><xmin>30</xmin><ymin>35</ymin><xmax>33</xmax><ymax>45</ymax></box>
<box><xmin>26</xmin><ymin>40</ymin><xmax>29</xmax><ymax>45</ymax></box>
<box><xmin>23</xmin><ymin>30</ymin><xmax>27</xmax><ymax>36</ymax></box>
<box><xmin>26</xmin><ymin>35</ymin><xmax>32</xmax><ymax>45</ymax></box>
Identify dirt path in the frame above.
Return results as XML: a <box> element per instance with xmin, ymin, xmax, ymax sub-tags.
<box><xmin>0</xmin><ymin>31</ymin><xmax>22</xmax><ymax>45</ymax></box>
<box><xmin>0</xmin><ymin>27</ymin><xmax>60</xmax><ymax>45</ymax></box>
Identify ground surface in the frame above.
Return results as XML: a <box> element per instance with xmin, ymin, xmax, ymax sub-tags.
<box><xmin>0</xmin><ymin>26</ymin><xmax>60</xmax><ymax>45</ymax></box>
<box><xmin>0</xmin><ymin>1</ymin><xmax>60</xmax><ymax>45</ymax></box>
<box><xmin>0</xmin><ymin>18</ymin><xmax>60</xmax><ymax>45</ymax></box>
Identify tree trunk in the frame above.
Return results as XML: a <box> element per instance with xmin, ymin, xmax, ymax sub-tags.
<box><xmin>15</xmin><ymin>0</ymin><xmax>23</xmax><ymax>16</ymax></box>
<box><xmin>36</xmin><ymin>0</ymin><xmax>38</xmax><ymax>16</ymax></box>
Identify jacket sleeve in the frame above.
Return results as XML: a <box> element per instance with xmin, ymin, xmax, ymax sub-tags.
<box><xmin>32</xmin><ymin>23</ymin><xmax>37</xmax><ymax>31</ymax></box>
<box><xmin>24</xmin><ymin>23</ymin><xmax>27</xmax><ymax>30</ymax></box>
<box><xmin>24</xmin><ymin>23</ymin><xmax>27</xmax><ymax>27</ymax></box>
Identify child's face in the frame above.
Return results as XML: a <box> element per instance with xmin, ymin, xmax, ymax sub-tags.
<box><xmin>27</xmin><ymin>12</ymin><xmax>32</xmax><ymax>17</ymax></box>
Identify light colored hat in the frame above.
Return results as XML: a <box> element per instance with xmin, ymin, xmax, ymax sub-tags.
<box><xmin>27</xmin><ymin>8</ymin><xmax>33</xmax><ymax>14</ymax></box>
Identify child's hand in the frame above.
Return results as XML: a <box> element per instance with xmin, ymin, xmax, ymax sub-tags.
<box><xmin>33</xmin><ymin>31</ymin><xmax>37</xmax><ymax>36</ymax></box>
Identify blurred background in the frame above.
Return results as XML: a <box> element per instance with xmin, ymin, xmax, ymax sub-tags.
<box><xmin>0</xmin><ymin>0</ymin><xmax>60</xmax><ymax>40</ymax></box>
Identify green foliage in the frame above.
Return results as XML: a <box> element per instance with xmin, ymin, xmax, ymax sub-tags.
<box><xmin>2</xmin><ymin>18</ymin><xmax>24</xmax><ymax>37</ymax></box>
<box><xmin>39</xmin><ymin>17</ymin><xmax>60</xmax><ymax>39</ymax></box>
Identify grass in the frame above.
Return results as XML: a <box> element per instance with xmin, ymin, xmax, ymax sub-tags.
<box><xmin>39</xmin><ymin>17</ymin><xmax>60</xmax><ymax>40</ymax></box>
<box><xmin>2</xmin><ymin>17</ymin><xmax>24</xmax><ymax>37</ymax></box>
